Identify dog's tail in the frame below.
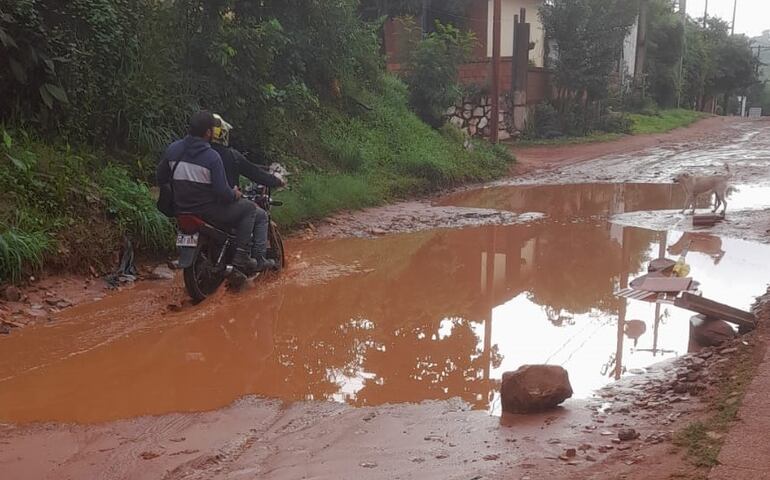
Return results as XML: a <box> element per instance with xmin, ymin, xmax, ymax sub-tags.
<box><xmin>726</xmin><ymin>186</ymin><xmax>739</xmax><ymax>198</ymax></box>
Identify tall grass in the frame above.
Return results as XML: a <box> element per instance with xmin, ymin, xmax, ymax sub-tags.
<box><xmin>0</xmin><ymin>223</ymin><xmax>50</xmax><ymax>283</ymax></box>
<box><xmin>99</xmin><ymin>165</ymin><xmax>174</xmax><ymax>250</ymax></box>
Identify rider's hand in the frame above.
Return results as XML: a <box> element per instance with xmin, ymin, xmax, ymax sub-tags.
<box><xmin>233</xmin><ymin>186</ymin><xmax>242</xmax><ymax>199</ymax></box>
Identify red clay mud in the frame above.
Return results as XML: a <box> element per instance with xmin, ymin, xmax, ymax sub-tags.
<box><xmin>2</xmin><ymin>117</ymin><xmax>770</xmax><ymax>480</ymax></box>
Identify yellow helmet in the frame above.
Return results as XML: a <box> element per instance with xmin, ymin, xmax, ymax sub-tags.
<box><xmin>212</xmin><ymin>113</ymin><xmax>233</xmax><ymax>146</ymax></box>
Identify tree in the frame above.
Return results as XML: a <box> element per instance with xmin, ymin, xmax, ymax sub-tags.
<box><xmin>404</xmin><ymin>22</ymin><xmax>474</xmax><ymax>128</ymax></box>
<box><xmin>681</xmin><ymin>17</ymin><xmax>758</xmax><ymax>111</ymax></box>
<box><xmin>539</xmin><ymin>0</ymin><xmax>638</xmax><ymax>102</ymax></box>
<box><xmin>644</xmin><ymin>0</ymin><xmax>684</xmax><ymax>107</ymax></box>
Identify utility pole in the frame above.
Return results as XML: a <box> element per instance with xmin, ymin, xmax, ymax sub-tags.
<box><xmin>703</xmin><ymin>0</ymin><xmax>708</xmax><ymax>28</ymax></box>
<box><xmin>677</xmin><ymin>0</ymin><xmax>687</xmax><ymax>108</ymax></box>
<box><xmin>421</xmin><ymin>0</ymin><xmax>429</xmax><ymax>37</ymax></box>
<box><xmin>634</xmin><ymin>0</ymin><xmax>649</xmax><ymax>91</ymax></box>
<box><xmin>490</xmin><ymin>0</ymin><xmax>502</xmax><ymax>143</ymax></box>
<box><xmin>731</xmin><ymin>0</ymin><xmax>738</xmax><ymax>35</ymax></box>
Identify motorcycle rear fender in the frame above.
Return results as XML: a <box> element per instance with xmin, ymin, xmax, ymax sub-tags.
<box><xmin>178</xmin><ymin>246</ymin><xmax>198</xmax><ymax>269</ymax></box>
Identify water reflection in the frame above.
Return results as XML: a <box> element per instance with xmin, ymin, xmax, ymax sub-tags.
<box><xmin>0</xmin><ymin>184</ymin><xmax>768</xmax><ymax>423</ymax></box>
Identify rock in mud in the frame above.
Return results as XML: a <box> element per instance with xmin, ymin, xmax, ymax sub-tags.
<box><xmin>618</xmin><ymin>429</ymin><xmax>640</xmax><ymax>441</ymax></box>
<box><xmin>2</xmin><ymin>285</ymin><xmax>22</xmax><ymax>302</ymax></box>
<box><xmin>691</xmin><ymin>315</ymin><xmax>736</xmax><ymax>347</ymax></box>
<box><xmin>500</xmin><ymin>365</ymin><xmax>573</xmax><ymax>414</ymax></box>
<box><xmin>150</xmin><ymin>265</ymin><xmax>175</xmax><ymax>281</ymax></box>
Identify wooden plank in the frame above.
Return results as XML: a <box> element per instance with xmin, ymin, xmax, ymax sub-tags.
<box><xmin>615</xmin><ymin>288</ymin><xmax>657</xmax><ymax>302</ymax></box>
<box><xmin>674</xmin><ymin>292</ymin><xmax>756</xmax><ymax>330</ymax></box>
<box><xmin>637</xmin><ymin>277</ymin><xmax>693</xmax><ymax>293</ymax></box>
<box><xmin>693</xmin><ymin>214</ymin><xmax>724</xmax><ymax>227</ymax></box>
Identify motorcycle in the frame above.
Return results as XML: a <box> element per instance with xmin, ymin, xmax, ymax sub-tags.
<box><xmin>175</xmin><ymin>184</ymin><xmax>285</xmax><ymax>301</ymax></box>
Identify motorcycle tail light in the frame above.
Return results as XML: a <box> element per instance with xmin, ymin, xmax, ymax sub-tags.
<box><xmin>176</xmin><ymin>214</ymin><xmax>206</xmax><ymax>234</ymax></box>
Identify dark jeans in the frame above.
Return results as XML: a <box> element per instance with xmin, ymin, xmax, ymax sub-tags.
<box><xmin>251</xmin><ymin>206</ymin><xmax>269</xmax><ymax>258</ymax></box>
<box><xmin>198</xmin><ymin>199</ymin><xmax>257</xmax><ymax>250</ymax></box>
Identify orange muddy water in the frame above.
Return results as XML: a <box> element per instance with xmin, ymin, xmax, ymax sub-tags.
<box><xmin>1</xmin><ymin>183</ymin><xmax>769</xmax><ymax>424</ymax></box>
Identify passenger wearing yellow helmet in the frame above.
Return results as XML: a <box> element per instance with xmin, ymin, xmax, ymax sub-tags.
<box><xmin>211</xmin><ymin>113</ymin><xmax>285</xmax><ymax>271</ymax></box>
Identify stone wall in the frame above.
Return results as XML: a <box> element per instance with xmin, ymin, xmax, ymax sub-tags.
<box><xmin>446</xmin><ymin>95</ymin><xmax>512</xmax><ymax>140</ymax></box>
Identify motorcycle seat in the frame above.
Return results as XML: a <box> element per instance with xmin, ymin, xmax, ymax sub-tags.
<box><xmin>176</xmin><ymin>214</ymin><xmax>232</xmax><ymax>237</ymax></box>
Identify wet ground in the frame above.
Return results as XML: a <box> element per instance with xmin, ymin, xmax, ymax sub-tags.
<box><xmin>1</xmin><ymin>117</ymin><xmax>770</xmax><ymax>479</ymax></box>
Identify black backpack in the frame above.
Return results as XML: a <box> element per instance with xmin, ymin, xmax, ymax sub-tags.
<box><xmin>156</xmin><ymin>151</ymin><xmax>184</xmax><ymax>217</ymax></box>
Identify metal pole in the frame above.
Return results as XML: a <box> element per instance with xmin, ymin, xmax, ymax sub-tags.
<box><xmin>731</xmin><ymin>0</ymin><xmax>738</xmax><ymax>35</ymax></box>
<box><xmin>491</xmin><ymin>0</ymin><xmax>502</xmax><ymax>144</ymax></box>
<box><xmin>703</xmin><ymin>0</ymin><xmax>708</xmax><ymax>28</ymax></box>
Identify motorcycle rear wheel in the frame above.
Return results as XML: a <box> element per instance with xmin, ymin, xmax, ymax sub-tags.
<box><xmin>184</xmin><ymin>240</ymin><xmax>226</xmax><ymax>302</ymax></box>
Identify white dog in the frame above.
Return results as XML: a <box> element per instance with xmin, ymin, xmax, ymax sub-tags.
<box><xmin>673</xmin><ymin>165</ymin><xmax>732</xmax><ymax>215</ymax></box>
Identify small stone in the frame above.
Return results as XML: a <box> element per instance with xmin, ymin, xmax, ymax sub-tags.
<box><xmin>360</xmin><ymin>462</ymin><xmax>378</xmax><ymax>468</ymax></box>
<box><xmin>2</xmin><ymin>286</ymin><xmax>21</xmax><ymax>302</ymax></box>
<box><xmin>719</xmin><ymin>347</ymin><xmax>738</xmax><ymax>355</ymax></box>
<box><xmin>150</xmin><ymin>265</ymin><xmax>175</xmax><ymax>280</ymax></box>
<box><xmin>617</xmin><ymin>444</ymin><xmax>632</xmax><ymax>451</ymax></box>
<box><xmin>369</xmin><ymin>227</ymin><xmax>387</xmax><ymax>236</ymax></box>
<box><xmin>483</xmin><ymin>454</ymin><xmax>500</xmax><ymax>461</ymax></box>
<box><xmin>564</xmin><ymin>448</ymin><xmax>577</xmax><ymax>458</ymax></box>
<box><xmin>547</xmin><ymin>438</ymin><xmax>561</xmax><ymax>445</ymax></box>
<box><xmin>586</xmin><ymin>455</ymin><xmax>597</xmax><ymax>462</ymax></box>
<box><xmin>56</xmin><ymin>300</ymin><xmax>72</xmax><ymax>309</ymax></box>
<box><xmin>410</xmin><ymin>457</ymin><xmax>425</xmax><ymax>463</ymax></box>
<box><xmin>140</xmin><ymin>451</ymin><xmax>160</xmax><ymax>460</ymax></box>
<box><xmin>673</xmin><ymin>383</ymin><xmax>689</xmax><ymax>394</ymax></box>
<box><xmin>435</xmin><ymin>453</ymin><xmax>449</xmax><ymax>460</ymax></box>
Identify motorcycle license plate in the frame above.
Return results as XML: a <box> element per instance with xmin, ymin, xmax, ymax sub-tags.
<box><xmin>176</xmin><ymin>233</ymin><xmax>199</xmax><ymax>247</ymax></box>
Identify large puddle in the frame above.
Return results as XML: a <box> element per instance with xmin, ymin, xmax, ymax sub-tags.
<box><xmin>1</xmin><ymin>183</ymin><xmax>769</xmax><ymax>423</ymax></box>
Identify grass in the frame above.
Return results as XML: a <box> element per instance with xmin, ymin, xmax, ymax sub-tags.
<box><xmin>673</xmin><ymin>337</ymin><xmax>764</xmax><ymax>470</ymax></box>
<box><xmin>0</xmin><ymin>128</ymin><xmax>173</xmax><ymax>282</ymax></box>
<box><xmin>510</xmin><ymin>108</ymin><xmax>707</xmax><ymax>147</ymax></box>
<box><xmin>0</xmin><ymin>222</ymin><xmax>50</xmax><ymax>283</ymax></box>
<box><xmin>272</xmin><ymin>76</ymin><xmax>513</xmax><ymax>228</ymax></box>
<box><xmin>629</xmin><ymin>109</ymin><xmax>707</xmax><ymax>135</ymax></box>
<box><xmin>510</xmin><ymin>132</ymin><xmax>624</xmax><ymax>147</ymax></box>
<box><xmin>100</xmin><ymin>165</ymin><xmax>174</xmax><ymax>250</ymax></box>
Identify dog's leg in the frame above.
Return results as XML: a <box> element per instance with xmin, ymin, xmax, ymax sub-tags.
<box><xmin>681</xmin><ymin>194</ymin><xmax>691</xmax><ymax>214</ymax></box>
<box><xmin>713</xmin><ymin>192</ymin><xmax>722</xmax><ymax>213</ymax></box>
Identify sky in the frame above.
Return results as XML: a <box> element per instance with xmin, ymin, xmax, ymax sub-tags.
<box><xmin>686</xmin><ymin>0</ymin><xmax>769</xmax><ymax>37</ymax></box>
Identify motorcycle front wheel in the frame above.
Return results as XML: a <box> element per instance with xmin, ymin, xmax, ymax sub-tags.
<box><xmin>267</xmin><ymin>221</ymin><xmax>286</xmax><ymax>271</ymax></box>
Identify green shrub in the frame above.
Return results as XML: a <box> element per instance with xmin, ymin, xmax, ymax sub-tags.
<box><xmin>525</xmin><ymin>101</ymin><xmax>562</xmax><ymax>139</ymax></box>
<box><xmin>595</xmin><ymin>112</ymin><xmax>633</xmax><ymax>134</ymax></box>
<box><xmin>404</xmin><ymin>22</ymin><xmax>474</xmax><ymax>128</ymax></box>
<box><xmin>99</xmin><ymin>166</ymin><xmax>173</xmax><ymax>250</ymax></box>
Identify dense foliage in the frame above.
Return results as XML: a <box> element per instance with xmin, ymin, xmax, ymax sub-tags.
<box><xmin>403</xmin><ymin>22</ymin><xmax>474</xmax><ymax>127</ymax></box>
<box><xmin>638</xmin><ymin>3</ymin><xmax>759</xmax><ymax>112</ymax></box>
<box><xmin>540</xmin><ymin>0</ymin><xmax>638</xmax><ymax>102</ymax></box>
<box><xmin>0</xmin><ymin>0</ymin><xmax>513</xmax><ymax>281</ymax></box>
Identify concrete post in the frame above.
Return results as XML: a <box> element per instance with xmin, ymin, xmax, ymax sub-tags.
<box><xmin>490</xmin><ymin>0</ymin><xmax>502</xmax><ymax>143</ymax></box>
<box><xmin>511</xmin><ymin>9</ymin><xmax>530</xmax><ymax>134</ymax></box>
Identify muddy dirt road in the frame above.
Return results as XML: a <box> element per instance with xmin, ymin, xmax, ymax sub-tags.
<box><xmin>1</xmin><ymin>118</ymin><xmax>770</xmax><ymax>480</ymax></box>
